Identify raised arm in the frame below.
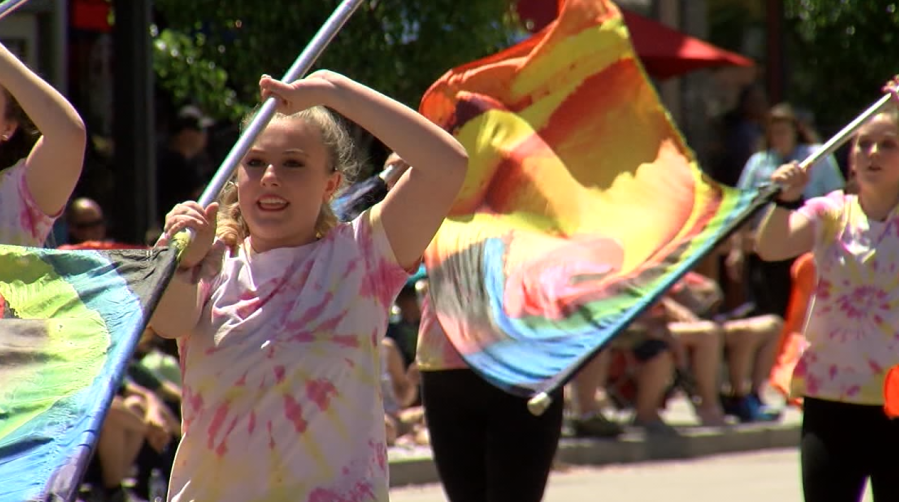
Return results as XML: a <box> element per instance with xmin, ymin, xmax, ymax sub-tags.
<box><xmin>261</xmin><ymin>72</ymin><xmax>469</xmax><ymax>270</ymax></box>
<box><xmin>326</xmin><ymin>74</ymin><xmax>467</xmax><ymax>269</ymax></box>
<box><xmin>0</xmin><ymin>42</ymin><xmax>86</xmax><ymax>215</ymax></box>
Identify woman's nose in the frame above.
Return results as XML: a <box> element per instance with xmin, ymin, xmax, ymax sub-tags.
<box><xmin>260</xmin><ymin>164</ymin><xmax>280</xmax><ymax>185</ymax></box>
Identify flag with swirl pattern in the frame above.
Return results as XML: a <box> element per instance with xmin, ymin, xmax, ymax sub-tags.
<box><xmin>417</xmin><ymin>0</ymin><xmax>769</xmax><ymax>398</ymax></box>
<box><xmin>0</xmin><ymin>243</ymin><xmax>179</xmax><ymax>502</ymax></box>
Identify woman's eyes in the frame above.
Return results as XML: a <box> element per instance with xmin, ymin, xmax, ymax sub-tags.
<box><xmin>244</xmin><ymin>158</ymin><xmax>305</xmax><ymax>168</ymax></box>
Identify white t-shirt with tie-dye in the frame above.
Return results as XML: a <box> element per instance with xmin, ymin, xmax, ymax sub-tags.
<box><xmin>792</xmin><ymin>191</ymin><xmax>899</xmax><ymax>405</ymax></box>
<box><xmin>0</xmin><ymin>160</ymin><xmax>56</xmax><ymax>246</ymax></box>
<box><xmin>169</xmin><ymin>206</ymin><xmax>409</xmax><ymax>502</ymax></box>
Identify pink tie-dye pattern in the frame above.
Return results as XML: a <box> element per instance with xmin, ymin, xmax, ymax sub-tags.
<box><xmin>307</xmin><ymin>481</ymin><xmax>376</xmax><ymax>502</ymax></box>
<box><xmin>0</xmin><ymin>162</ymin><xmax>58</xmax><ymax>246</ymax></box>
<box><xmin>416</xmin><ymin>295</ymin><xmax>468</xmax><ymax>371</ymax></box>
<box><xmin>169</xmin><ymin>209</ymin><xmax>405</xmax><ymax>502</ymax></box>
<box><xmin>283</xmin><ymin>394</ymin><xmax>309</xmax><ymax>433</ymax></box>
<box><xmin>306</xmin><ymin>379</ymin><xmax>338</xmax><ymax>411</ymax></box>
<box><xmin>371</xmin><ymin>439</ymin><xmax>387</xmax><ymax>473</ymax></box>
<box><xmin>790</xmin><ymin>192</ymin><xmax>899</xmax><ymax>405</ymax></box>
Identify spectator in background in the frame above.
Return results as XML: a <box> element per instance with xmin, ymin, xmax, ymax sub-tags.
<box><xmin>568</xmin><ymin>351</ymin><xmax>625</xmax><ymax>438</ymax></box>
<box><xmin>65</xmin><ymin>197</ymin><xmax>107</xmax><ymax>245</ymax></box>
<box><xmin>711</xmin><ymin>83</ymin><xmax>769</xmax><ymax>187</ymax></box>
<box><xmin>728</xmin><ymin>103</ymin><xmax>844</xmax><ymax>320</ymax></box>
<box><xmin>386</xmin><ymin>284</ymin><xmax>423</xmax><ymax>369</ymax></box>
<box><xmin>156</xmin><ymin>105</ymin><xmax>213</xmax><ymax>224</ymax></box>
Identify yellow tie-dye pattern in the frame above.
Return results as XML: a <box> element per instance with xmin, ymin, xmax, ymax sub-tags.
<box><xmin>792</xmin><ymin>193</ymin><xmax>899</xmax><ymax>405</ymax></box>
<box><xmin>169</xmin><ymin>210</ymin><xmax>403</xmax><ymax>502</ymax></box>
<box><xmin>511</xmin><ymin>18</ymin><xmax>629</xmax><ymax>104</ymax></box>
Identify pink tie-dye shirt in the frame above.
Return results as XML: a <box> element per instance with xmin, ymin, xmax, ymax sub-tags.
<box><xmin>416</xmin><ymin>295</ymin><xmax>467</xmax><ymax>371</ymax></box>
<box><xmin>169</xmin><ymin>207</ymin><xmax>409</xmax><ymax>502</ymax></box>
<box><xmin>0</xmin><ymin>160</ymin><xmax>57</xmax><ymax>246</ymax></box>
<box><xmin>791</xmin><ymin>191</ymin><xmax>899</xmax><ymax>405</ymax></box>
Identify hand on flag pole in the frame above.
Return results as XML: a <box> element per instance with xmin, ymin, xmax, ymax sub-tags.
<box><xmin>259</xmin><ymin>70</ymin><xmax>344</xmax><ymax>116</ymax></box>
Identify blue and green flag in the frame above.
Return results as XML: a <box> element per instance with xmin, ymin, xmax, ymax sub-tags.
<box><xmin>0</xmin><ymin>244</ymin><xmax>179</xmax><ymax>501</ymax></box>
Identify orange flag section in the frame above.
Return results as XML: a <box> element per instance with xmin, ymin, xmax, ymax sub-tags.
<box><xmin>419</xmin><ymin>0</ymin><xmax>722</xmax><ymax>279</ymax></box>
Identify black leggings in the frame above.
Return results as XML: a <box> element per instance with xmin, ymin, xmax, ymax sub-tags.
<box><xmin>422</xmin><ymin>369</ymin><xmax>564</xmax><ymax>502</ymax></box>
<box><xmin>801</xmin><ymin>397</ymin><xmax>899</xmax><ymax>502</ymax></box>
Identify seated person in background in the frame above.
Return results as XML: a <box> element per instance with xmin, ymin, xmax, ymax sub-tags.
<box><xmin>568</xmin><ymin>273</ymin><xmax>719</xmax><ymax>435</ymax></box>
<box><xmin>381</xmin><ymin>337</ymin><xmax>424</xmax><ymax>446</ymax></box>
<box><xmin>605</xmin><ymin>316</ymin><xmax>677</xmax><ymax>435</ymax></box>
<box><xmin>657</xmin><ymin>296</ymin><xmax>728</xmax><ymax>426</ymax></box>
<box><xmin>82</xmin><ymin>330</ymin><xmax>182</xmax><ymax>501</ymax></box>
<box><xmin>567</xmin><ymin>351</ymin><xmax>625</xmax><ymax>438</ymax></box>
<box><xmin>386</xmin><ymin>283</ymin><xmax>423</xmax><ymax>370</ymax></box>
<box><xmin>719</xmin><ymin>311</ymin><xmax>783</xmax><ymax>422</ymax></box>
<box><xmin>578</xmin><ymin>272</ymin><xmax>726</xmax><ymax>430</ymax></box>
<box><xmin>82</xmin><ymin>378</ymin><xmax>178</xmax><ymax>502</ymax></box>
<box><xmin>669</xmin><ymin>271</ymin><xmax>783</xmax><ymax>422</ymax></box>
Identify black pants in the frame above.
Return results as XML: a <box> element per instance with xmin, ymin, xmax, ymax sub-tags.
<box><xmin>422</xmin><ymin>369</ymin><xmax>564</xmax><ymax>502</ymax></box>
<box><xmin>746</xmin><ymin>253</ymin><xmax>794</xmax><ymax>318</ymax></box>
<box><xmin>801</xmin><ymin>397</ymin><xmax>899</xmax><ymax>502</ymax></box>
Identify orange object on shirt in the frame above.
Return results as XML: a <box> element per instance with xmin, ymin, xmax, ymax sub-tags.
<box><xmin>769</xmin><ymin>252</ymin><xmax>815</xmax><ymax>408</ymax></box>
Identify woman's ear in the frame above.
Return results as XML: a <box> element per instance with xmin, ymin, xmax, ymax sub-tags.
<box><xmin>0</xmin><ymin>120</ymin><xmax>18</xmax><ymax>142</ymax></box>
<box><xmin>323</xmin><ymin>171</ymin><xmax>343</xmax><ymax>202</ymax></box>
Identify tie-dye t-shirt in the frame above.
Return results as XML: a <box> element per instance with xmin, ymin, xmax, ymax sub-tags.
<box><xmin>169</xmin><ymin>207</ymin><xmax>409</xmax><ymax>502</ymax></box>
<box><xmin>416</xmin><ymin>295</ymin><xmax>467</xmax><ymax>371</ymax></box>
<box><xmin>791</xmin><ymin>192</ymin><xmax>899</xmax><ymax>405</ymax></box>
<box><xmin>0</xmin><ymin>160</ymin><xmax>56</xmax><ymax>246</ymax></box>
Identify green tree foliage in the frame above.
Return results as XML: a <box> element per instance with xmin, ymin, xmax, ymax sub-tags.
<box><xmin>152</xmin><ymin>26</ymin><xmax>244</xmax><ymax>121</ymax></box>
<box><xmin>785</xmin><ymin>0</ymin><xmax>899</xmax><ymax>132</ymax></box>
<box><xmin>152</xmin><ymin>0</ymin><xmax>519</xmax><ymax>121</ymax></box>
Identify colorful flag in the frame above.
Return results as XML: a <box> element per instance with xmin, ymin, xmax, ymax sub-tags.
<box><xmin>418</xmin><ymin>0</ymin><xmax>769</xmax><ymax>398</ymax></box>
<box><xmin>0</xmin><ymin>243</ymin><xmax>179</xmax><ymax>501</ymax></box>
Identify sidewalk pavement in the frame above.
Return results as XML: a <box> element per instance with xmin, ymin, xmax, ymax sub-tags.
<box><xmin>388</xmin><ymin>392</ymin><xmax>802</xmax><ymax>487</ymax></box>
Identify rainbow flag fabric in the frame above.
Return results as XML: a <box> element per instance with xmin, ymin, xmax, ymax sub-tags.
<box><xmin>418</xmin><ymin>0</ymin><xmax>769</xmax><ymax>398</ymax></box>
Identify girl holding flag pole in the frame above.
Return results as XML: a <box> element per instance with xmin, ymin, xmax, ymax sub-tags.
<box><xmin>151</xmin><ymin>68</ymin><xmax>467</xmax><ymax>500</ymax></box>
<box><xmin>756</xmin><ymin>76</ymin><xmax>899</xmax><ymax>502</ymax></box>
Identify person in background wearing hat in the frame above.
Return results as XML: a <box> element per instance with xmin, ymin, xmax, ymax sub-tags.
<box><xmin>156</xmin><ymin>105</ymin><xmax>214</xmax><ymax>224</ymax></box>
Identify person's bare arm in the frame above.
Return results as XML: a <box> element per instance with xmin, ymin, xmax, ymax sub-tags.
<box><xmin>0</xmin><ymin>42</ymin><xmax>85</xmax><ymax>215</ymax></box>
<box><xmin>755</xmin><ymin>206</ymin><xmax>814</xmax><ymax>261</ymax></box>
<box><xmin>150</xmin><ymin>272</ymin><xmax>204</xmax><ymax>339</ymax></box>
<box><xmin>754</xmin><ymin>162</ymin><xmax>815</xmax><ymax>261</ymax></box>
<box><xmin>384</xmin><ymin>339</ymin><xmax>418</xmax><ymax>408</ymax></box>
<box><xmin>261</xmin><ymin>72</ymin><xmax>468</xmax><ymax>270</ymax></box>
<box><xmin>151</xmin><ymin>202</ymin><xmax>221</xmax><ymax>338</ymax></box>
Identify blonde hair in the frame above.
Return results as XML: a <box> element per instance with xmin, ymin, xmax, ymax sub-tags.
<box><xmin>852</xmin><ymin>101</ymin><xmax>899</xmax><ymax>148</ymax></box>
<box><xmin>217</xmin><ymin>106</ymin><xmax>360</xmax><ymax>250</ymax></box>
